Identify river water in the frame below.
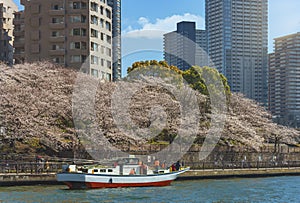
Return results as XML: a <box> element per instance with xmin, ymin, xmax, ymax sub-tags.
<box><xmin>0</xmin><ymin>176</ymin><xmax>299</xmax><ymax>202</ymax></box>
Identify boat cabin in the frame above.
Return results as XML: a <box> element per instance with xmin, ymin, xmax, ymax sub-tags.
<box><xmin>64</xmin><ymin>157</ymin><xmax>158</xmax><ymax>175</ymax></box>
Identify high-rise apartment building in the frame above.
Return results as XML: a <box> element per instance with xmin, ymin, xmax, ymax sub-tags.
<box><xmin>196</xmin><ymin>29</ymin><xmax>209</xmax><ymax>68</ymax></box>
<box><xmin>0</xmin><ymin>0</ymin><xmax>18</xmax><ymax>66</ymax></box>
<box><xmin>269</xmin><ymin>32</ymin><xmax>300</xmax><ymax>127</ymax></box>
<box><xmin>107</xmin><ymin>0</ymin><xmax>121</xmax><ymax>80</ymax></box>
<box><xmin>164</xmin><ymin>21</ymin><xmax>208</xmax><ymax>70</ymax></box>
<box><xmin>20</xmin><ymin>0</ymin><xmax>113</xmax><ymax>81</ymax></box>
<box><xmin>13</xmin><ymin>11</ymin><xmax>25</xmax><ymax>64</ymax></box>
<box><xmin>205</xmin><ymin>0</ymin><xmax>268</xmax><ymax>105</ymax></box>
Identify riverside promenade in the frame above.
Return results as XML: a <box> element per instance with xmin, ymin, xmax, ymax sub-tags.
<box><xmin>1</xmin><ymin>167</ymin><xmax>300</xmax><ymax>186</ymax></box>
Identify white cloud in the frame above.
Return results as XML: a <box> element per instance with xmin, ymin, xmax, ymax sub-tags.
<box><xmin>123</xmin><ymin>13</ymin><xmax>205</xmax><ymax>39</ymax></box>
<box><xmin>138</xmin><ymin>17</ymin><xmax>149</xmax><ymax>26</ymax></box>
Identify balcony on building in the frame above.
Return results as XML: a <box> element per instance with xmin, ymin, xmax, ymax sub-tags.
<box><xmin>68</xmin><ymin>1</ymin><xmax>88</xmax><ymax>14</ymax></box>
<box><xmin>49</xmin><ymin>49</ymin><xmax>65</xmax><ymax>56</ymax></box>
<box><xmin>49</xmin><ymin>9</ymin><xmax>65</xmax><ymax>16</ymax></box>
<box><xmin>49</xmin><ymin>23</ymin><xmax>65</xmax><ymax>29</ymax></box>
<box><xmin>49</xmin><ymin>35</ymin><xmax>65</xmax><ymax>43</ymax></box>
<box><xmin>13</xmin><ymin>38</ymin><xmax>25</xmax><ymax>48</ymax></box>
<box><xmin>13</xmin><ymin>30</ymin><xmax>24</xmax><ymax>37</ymax></box>
<box><xmin>14</xmin><ymin>49</ymin><xmax>25</xmax><ymax>55</ymax></box>
<box><xmin>13</xmin><ymin>18</ymin><xmax>23</xmax><ymax>25</ymax></box>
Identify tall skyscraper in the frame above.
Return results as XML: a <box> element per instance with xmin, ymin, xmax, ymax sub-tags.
<box><xmin>164</xmin><ymin>21</ymin><xmax>208</xmax><ymax>70</ymax></box>
<box><xmin>0</xmin><ymin>0</ymin><xmax>18</xmax><ymax>66</ymax></box>
<box><xmin>107</xmin><ymin>0</ymin><xmax>121</xmax><ymax>80</ymax></box>
<box><xmin>19</xmin><ymin>0</ymin><xmax>114</xmax><ymax>81</ymax></box>
<box><xmin>205</xmin><ymin>0</ymin><xmax>268</xmax><ymax>105</ymax></box>
<box><xmin>269</xmin><ymin>32</ymin><xmax>300</xmax><ymax>127</ymax></box>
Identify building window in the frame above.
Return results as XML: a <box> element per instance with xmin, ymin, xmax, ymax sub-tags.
<box><xmin>53</xmin><ymin>57</ymin><xmax>60</xmax><ymax>63</ymax></box>
<box><xmin>72</xmin><ymin>2</ymin><xmax>81</xmax><ymax>9</ymax></box>
<box><xmin>106</xmin><ymin>48</ymin><xmax>111</xmax><ymax>57</ymax></box>
<box><xmin>106</xmin><ymin>73</ymin><xmax>111</xmax><ymax>81</ymax></box>
<box><xmin>70</xmin><ymin>42</ymin><xmax>80</xmax><ymax>49</ymax></box>
<box><xmin>81</xmin><ymin>28</ymin><xmax>87</xmax><ymax>36</ymax></box>
<box><xmin>70</xmin><ymin>15</ymin><xmax>86</xmax><ymax>23</ymax></box>
<box><xmin>71</xmin><ymin>55</ymin><xmax>81</xmax><ymax>62</ymax></box>
<box><xmin>100</xmin><ymin>19</ymin><xmax>104</xmax><ymax>28</ymax></box>
<box><xmin>71</xmin><ymin>28</ymin><xmax>86</xmax><ymax>36</ymax></box>
<box><xmin>81</xmin><ymin>42</ymin><xmax>87</xmax><ymax>50</ymax></box>
<box><xmin>53</xmin><ymin>5</ymin><xmax>59</xmax><ymax>10</ymax></box>
<box><xmin>52</xmin><ymin>17</ymin><xmax>63</xmax><ymax>24</ymax></box>
<box><xmin>53</xmin><ymin>57</ymin><xmax>64</xmax><ymax>64</ymax></box>
<box><xmin>105</xmin><ymin>21</ymin><xmax>111</xmax><ymax>31</ymax></box>
<box><xmin>1</xmin><ymin>7</ymin><xmax>6</xmax><ymax>13</ymax></box>
<box><xmin>70</xmin><ymin>42</ymin><xmax>86</xmax><ymax>50</ymax></box>
<box><xmin>52</xmin><ymin>44</ymin><xmax>58</xmax><ymax>50</ymax></box>
<box><xmin>107</xmin><ymin>60</ymin><xmax>111</xmax><ymax>69</ymax></box>
<box><xmin>52</xmin><ymin>4</ymin><xmax>63</xmax><ymax>10</ymax></box>
<box><xmin>106</xmin><ymin>9</ymin><xmax>111</xmax><ymax>19</ymax></box>
<box><xmin>81</xmin><ymin>2</ymin><xmax>87</xmax><ymax>9</ymax></box>
<box><xmin>91</xmin><ymin>15</ymin><xmax>98</xmax><ymax>25</ymax></box>
<box><xmin>91</xmin><ymin>29</ymin><xmax>98</xmax><ymax>38</ymax></box>
<box><xmin>91</xmin><ymin>55</ymin><xmax>99</xmax><ymax>65</ymax></box>
<box><xmin>71</xmin><ymin>55</ymin><xmax>86</xmax><ymax>63</ymax></box>
<box><xmin>91</xmin><ymin>69</ymin><xmax>98</xmax><ymax>77</ymax></box>
<box><xmin>71</xmin><ymin>2</ymin><xmax>86</xmax><ymax>9</ymax></box>
<box><xmin>106</xmin><ymin>35</ymin><xmax>111</xmax><ymax>44</ymax></box>
<box><xmin>72</xmin><ymin>28</ymin><xmax>81</xmax><ymax>36</ymax></box>
<box><xmin>91</xmin><ymin>42</ymin><xmax>99</xmax><ymax>51</ymax></box>
<box><xmin>53</xmin><ymin>58</ymin><xmax>59</xmax><ymax>63</ymax></box>
<box><xmin>90</xmin><ymin>2</ymin><xmax>98</xmax><ymax>12</ymax></box>
<box><xmin>82</xmin><ymin>55</ymin><xmax>87</xmax><ymax>62</ymax></box>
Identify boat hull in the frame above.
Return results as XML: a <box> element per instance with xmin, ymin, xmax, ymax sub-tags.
<box><xmin>63</xmin><ymin>180</ymin><xmax>173</xmax><ymax>189</ymax></box>
<box><xmin>57</xmin><ymin>168</ymin><xmax>189</xmax><ymax>189</ymax></box>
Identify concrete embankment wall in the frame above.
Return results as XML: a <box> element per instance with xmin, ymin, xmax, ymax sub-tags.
<box><xmin>0</xmin><ymin>173</ymin><xmax>59</xmax><ymax>186</ymax></box>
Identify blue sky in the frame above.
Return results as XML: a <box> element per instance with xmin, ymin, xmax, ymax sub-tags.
<box><xmin>13</xmin><ymin>0</ymin><xmax>300</xmax><ymax>76</ymax></box>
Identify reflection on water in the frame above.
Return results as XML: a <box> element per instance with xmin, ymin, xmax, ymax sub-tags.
<box><xmin>0</xmin><ymin>176</ymin><xmax>299</xmax><ymax>202</ymax></box>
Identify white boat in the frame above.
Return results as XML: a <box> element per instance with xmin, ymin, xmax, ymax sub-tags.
<box><xmin>56</xmin><ymin>157</ymin><xmax>190</xmax><ymax>189</ymax></box>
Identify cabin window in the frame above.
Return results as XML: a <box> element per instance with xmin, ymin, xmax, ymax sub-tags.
<box><xmin>100</xmin><ymin>169</ymin><xmax>106</xmax><ymax>172</ymax></box>
<box><xmin>108</xmin><ymin>169</ymin><xmax>113</xmax><ymax>172</ymax></box>
<box><xmin>82</xmin><ymin>169</ymin><xmax>88</xmax><ymax>173</ymax></box>
<box><xmin>94</xmin><ymin>169</ymin><xmax>98</xmax><ymax>172</ymax></box>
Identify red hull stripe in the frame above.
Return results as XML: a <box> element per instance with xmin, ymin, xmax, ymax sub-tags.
<box><xmin>66</xmin><ymin>180</ymin><xmax>173</xmax><ymax>189</ymax></box>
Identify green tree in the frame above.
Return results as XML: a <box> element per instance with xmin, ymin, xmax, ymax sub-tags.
<box><xmin>127</xmin><ymin>61</ymin><xmax>231</xmax><ymax>98</ymax></box>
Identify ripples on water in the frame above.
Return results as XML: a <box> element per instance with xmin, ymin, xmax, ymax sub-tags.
<box><xmin>0</xmin><ymin>176</ymin><xmax>299</xmax><ymax>202</ymax></box>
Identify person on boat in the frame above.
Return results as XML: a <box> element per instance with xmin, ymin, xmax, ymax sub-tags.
<box><xmin>161</xmin><ymin>161</ymin><xmax>166</xmax><ymax>169</ymax></box>
<box><xmin>45</xmin><ymin>160</ymin><xmax>50</xmax><ymax>172</ymax></box>
<box><xmin>175</xmin><ymin>161</ymin><xmax>181</xmax><ymax>171</ymax></box>
<box><xmin>154</xmin><ymin>159</ymin><xmax>160</xmax><ymax>171</ymax></box>
<box><xmin>129</xmin><ymin>168</ymin><xmax>136</xmax><ymax>175</ymax></box>
<box><xmin>138</xmin><ymin>161</ymin><xmax>147</xmax><ymax>175</ymax></box>
<box><xmin>171</xmin><ymin>163</ymin><xmax>176</xmax><ymax>172</ymax></box>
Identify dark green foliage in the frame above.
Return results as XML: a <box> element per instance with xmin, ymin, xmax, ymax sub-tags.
<box><xmin>127</xmin><ymin>60</ymin><xmax>231</xmax><ymax>97</ymax></box>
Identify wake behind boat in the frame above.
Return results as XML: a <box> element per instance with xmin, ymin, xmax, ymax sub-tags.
<box><xmin>56</xmin><ymin>157</ymin><xmax>190</xmax><ymax>189</ymax></box>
